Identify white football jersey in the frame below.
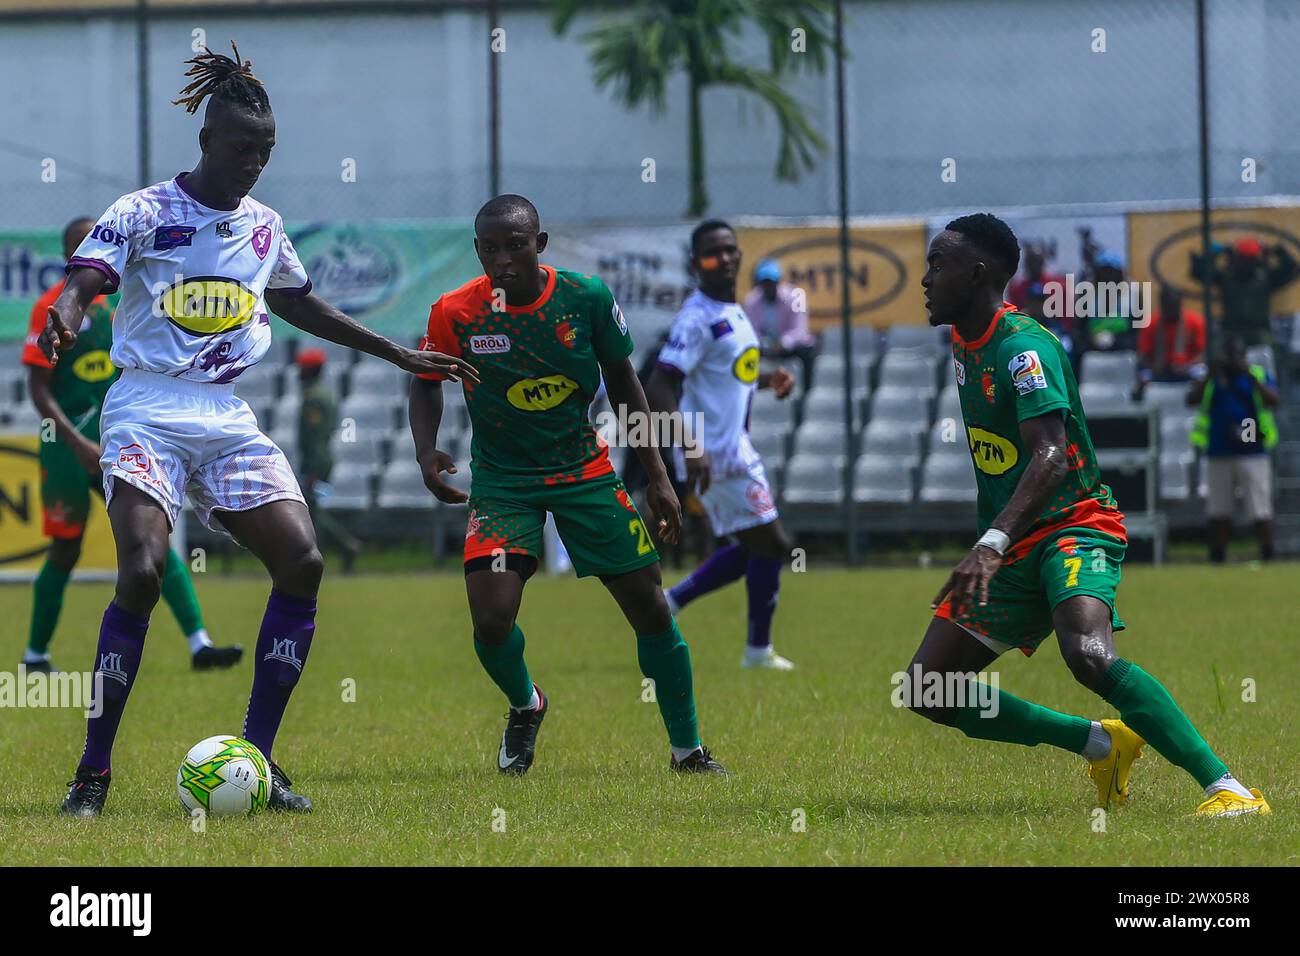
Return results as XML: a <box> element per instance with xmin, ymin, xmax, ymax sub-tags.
<box><xmin>658</xmin><ymin>289</ymin><xmax>763</xmax><ymax>478</ymax></box>
<box><xmin>69</xmin><ymin>175</ymin><xmax>310</xmax><ymax>383</ymax></box>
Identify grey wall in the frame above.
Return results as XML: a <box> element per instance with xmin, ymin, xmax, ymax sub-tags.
<box><xmin>1</xmin><ymin>0</ymin><xmax>1296</xmax><ymax>230</ymax></box>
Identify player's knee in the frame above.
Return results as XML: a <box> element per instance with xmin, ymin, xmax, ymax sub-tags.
<box><xmin>116</xmin><ymin>554</ymin><xmax>163</xmax><ymax>610</ymax></box>
<box><xmin>1060</xmin><ymin>638</ymin><xmax>1113</xmax><ymax>691</ymax></box>
<box><xmin>472</xmin><ymin>612</ymin><xmax>516</xmax><ymax>646</ymax></box>
<box><xmin>48</xmin><ymin>537</ymin><xmax>83</xmax><ymax>571</ymax></box>
<box><xmin>274</xmin><ymin>543</ymin><xmax>324</xmax><ymax>594</ymax></box>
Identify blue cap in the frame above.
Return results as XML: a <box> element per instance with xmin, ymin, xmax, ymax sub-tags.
<box><xmin>1095</xmin><ymin>250</ymin><xmax>1124</xmax><ymax>270</ymax></box>
<box><xmin>754</xmin><ymin>259</ymin><xmax>781</xmax><ymax>282</ymax></box>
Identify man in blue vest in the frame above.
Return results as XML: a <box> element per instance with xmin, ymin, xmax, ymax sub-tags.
<box><xmin>1187</xmin><ymin>338</ymin><xmax>1280</xmax><ymax>562</ymax></box>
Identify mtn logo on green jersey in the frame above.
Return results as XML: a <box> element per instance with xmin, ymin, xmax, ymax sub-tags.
<box><xmin>507</xmin><ymin>374</ymin><xmax>579</xmax><ymax>411</ymax></box>
<box><xmin>968</xmin><ymin>426</ymin><xmax>1018</xmax><ymax>476</ymax></box>
<box><xmin>71</xmin><ymin>350</ymin><xmax>115</xmax><ymax>383</ymax></box>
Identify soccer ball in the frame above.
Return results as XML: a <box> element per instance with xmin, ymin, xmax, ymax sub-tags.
<box><xmin>177</xmin><ymin>735</ymin><xmax>271</xmax><ymax>817</ymax></box>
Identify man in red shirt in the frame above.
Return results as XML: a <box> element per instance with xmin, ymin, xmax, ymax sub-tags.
<box><xmin>1137</xmin><ymin>286</ymin><xmax>1206</xmax><ymax>391</ymax></box>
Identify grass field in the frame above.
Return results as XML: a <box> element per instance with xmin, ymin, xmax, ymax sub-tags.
<box><xmin>0</xmin><ymin>564</ymin><xmax>1294</xmax><ymax>866</ymax></box>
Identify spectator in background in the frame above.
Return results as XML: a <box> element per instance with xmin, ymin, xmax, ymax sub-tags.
<box><xmin>1136</xmin><ymin>285</ymin><xmax>1206</xmax><ymax>394</ymax></box>
<box><xmin>742</xmin><ymin>258</ymin><xmax>816</xmax><ymax>389</ymax></box>
<box><xmin>1190</xmin><ymin>236</ymin><xmax>1298</xmax><ymax>347</ymax></box>
<box><xmin>1079</xmin><ymin>250</ymin><xmax>1136</xmax><ymax>354</ymax></box>
<box><xmin>1187</xmin><ymin>337</ymin><xmax>1280</xmax><ymax>563</ymax></box>
<box><xmin>296</xmin><ymin>348</ymin><xmax>361</xmax><ymax>572</ymax></box>
<box><xmin>1008</xmin><ymin>241</ymin><xmax>1074</xmax><ymax>359</ymax></box>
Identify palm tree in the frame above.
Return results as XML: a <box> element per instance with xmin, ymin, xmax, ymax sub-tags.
<box><xmin>550</xmin><ymin>0</ymin><xmax>834</xmax><ymax>216</ymax></box>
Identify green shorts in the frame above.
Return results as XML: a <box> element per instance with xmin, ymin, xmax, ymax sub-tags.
<box><xmin>935</xmin><ymin>526</ymin><xmax>1127</xmax><ymax>655</ymax></box>
<box><xmin>464</xmin><ymin>470</ymin><xmax>660</xmax><ymax>579</ymax></box>
<box><xmin>39</xmin><ymin>406</ymin><xmax>102</xmax><ymax>540</ymax></box>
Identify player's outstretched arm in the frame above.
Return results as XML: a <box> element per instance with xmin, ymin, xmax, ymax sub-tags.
<box><xmin>266</xmin><ymin>291</ymin><xmax>479</xmax><ymax>383</ymax></box>
<box><xmin>39</xmin><ymin>267</ymin><xmax>107</xmax><ymax>365</ymax></box>
<box><xmin>933</xmin><ymin>411</ymin><xmax>1070</xmax><ymax>613</ymax></box>
<box><xmin>646</xmin><ymin>365</ymin><xmax>710</xmax><ymax>497</ymax></box>
<box><xmin>28</xmin><ymin>367</ymin><xmax>101</xmax><ymax>475</ymax></box>
<box><xmin>407</xmin><ymin>376</ymin><xmax>466</xmax><ymax>504</ymax></box>
<box><xmin>606</xmin><ymin>358</ymin><xmax>683</xmax><ymax>544</ymax></box>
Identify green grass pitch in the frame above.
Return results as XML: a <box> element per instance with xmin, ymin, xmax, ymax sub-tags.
<box><xmin>0</xmin><ymin>564</ymin><xmax>1294</xmax><ymax>865</ymax></box>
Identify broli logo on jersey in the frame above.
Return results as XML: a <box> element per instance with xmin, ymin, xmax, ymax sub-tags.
<box><xmin>612</xmin><ymin>302</ymin><xmax>628</xmax><ymax>335</ymax></box>
<box><xmin>153</xmin><ymin>225</ymin><xmax>195</xmax><ymax>251</ymax></box>
<box><xmin>71</xmin><ymin>350</ymin><xmax>115</xmax><ymax>383</ymax></box>
<box><xmin>709</xmin><ymin>319</ymin><xmax>733</xmax><ymax>339</ymax></box>
<box><xmin>507</xmin><ymin>374</ymin><xmax>579</xmax><ymax>412</ymax></box>
<box><xmin>156</xmin><ymin>277</ymin><xmax>257</xmax><ymax>335</ymax></box>
<box><xmin>967</xmin><ymin>427</ymin><xmax>1019</xmax><ymax>476</ymax></box>
<box><xmin>1009</xmin><ymin>350</ymin><xmax>1047</xmax><ymax>395</ymax></box>
<box><xmin>117</xmin><ymin>443</ymin><xmax>151</xmax><ymax>475</ymax></box>
<box><xmin>732</xmin><ymin>345</ymin><xmax>761</xmax><ymax>384</ymax></box>
<box><xmin>251</xmin><ymin>224</ymin><xmax>272</xmax><ymax>260</ymax></box>
<box><xmin>470</xmin><ymin>334</ymin><xmax>512</xmax><ymax>354</ymax></box>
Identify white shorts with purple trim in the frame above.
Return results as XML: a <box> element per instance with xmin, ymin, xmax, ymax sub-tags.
<box><xmin>100</xmin><ymin>368</ymin><xmax>305</xmax><ymax>538</ymax></box>
<box><xmin>700</xmin><ymin>459</ymin><xmax>779</xmax><ymax>537</ymax></box>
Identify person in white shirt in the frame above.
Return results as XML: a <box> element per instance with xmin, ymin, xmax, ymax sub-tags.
<box><xmin>646</xmin><ymin>220</ymin><xmax>797</xmax><ymax>670</ymax></box>
<box><xmin>41</xmin><ymin>44</ymin><xmax>473</xmax><ymax>818</ymax></box>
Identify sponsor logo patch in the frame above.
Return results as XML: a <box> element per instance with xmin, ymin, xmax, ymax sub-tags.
<box><xmin>216</xmin><ymin>221</ymin><xmax>233</xmax><ymax>239</ymax></box>
<box><xmin>967</xmin><ymin>426</ymin><xmax>1019</xmax><ymax>476</ymax></box>
<box><xmin>152</xmin><ymin>225</ymin><xmax>195</xmax><ymax>251</ymax></box>
<box><xmin>469</xmin><ymin>333</ymin><xmax>511</xmax><ymax>354</ymax></box>
<box><xmin>732</xmin><ymin>345</ymin><xmax>761</xmax><ymax>384</ymax></box>
<box><xmin>954</xmin><ymin>360</ymin><xmax>966</xmax><ymax>386</ymax></box>
<box><xmin>613</xmin><ymin>302</ymin><xmax>628</xmax><ymax>335</ymax></box>
<box><xmin>117</xmin><ymin>443</ymin><xmax>151</xmax><ymax>475</ymax></box>
<box><xmin>745</xmin><ymin>480</ymin><xmax>775</xmax><ymax>513</ymax></box>
<box><xmin>71</xmin><ymin>350</ymin><xmax>115</xmax><ymax>383</ymax></box>
<box><xmin>155</xmin><ymin>276</ymin><xmax>257</xmax><ymax>336</ymax></box>
<box><xmin>709</xmin><ymin>319</ymin><xmax>733</xmax><ymax>339</ymax></box>
<box><xmin>506</xmin><ymin>374</ymin><xmax>579</xmax><ymax>412</ymax></box>
<box><xmin>1009</xmin><ymin>349</ymin><xmax>1047</xmax><ymax>395</ymax></box>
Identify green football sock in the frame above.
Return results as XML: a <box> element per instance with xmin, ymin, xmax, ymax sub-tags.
<box><xmin>27</xmin><ymin>560</ymin><xmax>71</xmax><ymax>655</ymax></box>
<box><xmin>474</xmin><ymin>624</ymin><xmax>535</xmax><ymax>710</ymax></box>
<box><xmin>1098</xmin><ymin>658</ymin><xmax>1228</xmax><ymax>788</ymax></box>
<box><xmin>954</xmin><ymin>682</ymin><xmax>1091</xmax><ymax>753</ymax></box>
<box><xmin>636</xmin><ymin>619</ymin><xmax>700</xmax><ymax>751</ymax></box>
<box><xmin>160</xmin><ymin>547</ymin><xmax>205</xmax><ymax>638</ymax></box>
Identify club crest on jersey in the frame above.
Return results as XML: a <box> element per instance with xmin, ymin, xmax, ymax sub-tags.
<box><xmin>954</xmin><ymin>360</ymin><xmax>966</xmax><ymax>386</ymax></box>
<box><xmin>470</xmin><ymin>334</ymin><xmax>512</xmax><ymax>354</ymax></box>
<box><xmin>555</xmin><ymin>321</ymin><xmax>577</xmax><ymax>348</ymax></box>
<box><xmin>967</xmin><ymin>426</ymin><xmax>1018</xmax><ymax>476</ymax></box>
<box><xmin>1009</xmin><ymin>350</ymin><xmax>1047</xmax><ymax>395</ymax></box>
<box><xmin>251</xmin><ymin>224</ymin><xmax>272</xmax><ymax>260</ymax></box>
<box><xmin>155</xmin><ymin>276</ymin><xmax>257</xmax><ymax>336</ymax></box>
<box><xmin>117</xmin><ymin>443</ymin><xmax>151</xmax><ymax>475</ymax></box>
<box><xmin>981</xmin><ymin>370</ymin><xmax>996</xmax><ymax>403</ymax></box>
<box><xmin>153</xmin><ymin>225</ymin><xmax>195</xmax><ymax>251</ymax></box>
<box><xmin>732</xmin><ymin>345</ymin><xmax>761</xmax><ymax>384</ymax></box>
<box><xmin>506</xmin><ymin>374</ymin><xmax>579</xmax><ymax>412</ymax></box>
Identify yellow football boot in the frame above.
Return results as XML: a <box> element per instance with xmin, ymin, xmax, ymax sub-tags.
<box><xmin>1086</xmin><ymin>718</ymin><xmax>1146</xmax><ymax>808</ymax></box>
<box><xmin>1196</xmin><ymin>787</ymin><xmax>1271</xmax><ymax>818</ymax></box>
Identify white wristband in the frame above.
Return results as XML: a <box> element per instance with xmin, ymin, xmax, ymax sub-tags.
<box><xmin>976</xmin><ymin>529</ymin><xmax>1010</xmax><ymax>555</ymax></box>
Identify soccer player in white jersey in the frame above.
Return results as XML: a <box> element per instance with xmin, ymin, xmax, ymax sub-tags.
<box><xmin>39</xmin><ymin>45</ymin><xmax>475</xmax><ymax>817</ymax></box>
<box><xmin>647</xmin><ymin>220</ymin><xmax>798</xmax><ymax>669</ymax></box>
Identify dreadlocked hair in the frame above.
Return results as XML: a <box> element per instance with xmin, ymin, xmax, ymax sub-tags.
<box><xmin>172</xmin><ymin>42</ymin><xmax>270</xmax><ymax>115</ymax></box>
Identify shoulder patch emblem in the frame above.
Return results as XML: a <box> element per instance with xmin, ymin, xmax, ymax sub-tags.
<box><xmin>1009</xmin><ymin>349</ymin><xmax>1047</xmax><ymax>395</ymax></box>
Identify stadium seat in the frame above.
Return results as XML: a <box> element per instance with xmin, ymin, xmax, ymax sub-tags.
<box><xmin>338</xmin><ymin>396</ymin><xmax>400</xmax><ymax>435</ymax></box>
<box><xmin>375</xmin><ymin>458</ymin><xmax>435</xmax><ymax>510</ymax></box>
<box><xmin>1142</xmin><ymin>381</ymin><xmax>1192</xmax><ymax>414</ymax></box>
<box><xmin>884</xmin><ymin>324</ymin><xmax>947</xmax><ymax>355</ymax></box>
<box><xmin>1158</xmin><ymin>412</ymin><xmax>1195</xmax><ymax>455</ymax></box>
<box><xmin>819</xmin><ymin>325</ymin><xmax>877</xmax><ymax>356</ymax></box>
<box><xmin>811</xmin><ymin>352</ymin><xmax>872</xmax><ymax>391</ymax></box>
<box><xmin>876</xmin><ymin>351</ymin><xmax>939</xmax><ymax>391</ymax></box>
<box><xmin>858</xmin><ymin>419</ymin><xmax>923</xmax><ymax>467</ymax></box>
<box><xmin>781</xmin><ymin>453</ymin><xmax>846</xmax><ymax>505</ymax></box>
<box><xmin>801</xmin><ymin>385</ymin><xmax>867</xmax><ymax>429</ymax></box>
<box><xmin>1079</xmin><ymin>381</ymin><xmax>1138</xmax><ymax>416</ymax></box>
<box><xmin>748</xmin><ymin>388</ymin><xmax>797</xmax><ymax>429</ymax></box>
<box><xmin>918</xmin><ymin>454</ymin><xmax>977</xmax><ymax>503</ymax></box>
<box><xmin>333</xmin><ymin>428</ymin><xmax>390</xmax><ymax>467</ymax></box>
<box><xmin>791</xmin><ymin>420</ymin><xmax>851</xmax><ymax>458</ymax></box>
<box><xmin>934</xmin><ymin>384</ymin><xmax>961</xmax><ymax>422</ymax></box>
<box><xmin>853</xmin><ymin>453</ymin><xmax>913</xmax><ymax>504</ymax></box>
<box><xmin>318</xmin><ymin>463</ymin><xmax>373</xmax><ymax>510</ymax></box>
<box><xmin>1159</xmin><ymin>451</ymin><xmax>1194</xmax><ymax>503</ymax></box>
<box><xmin>1080</xmin><ymin>350</ymin><xmax>1138</xmax><ymax>386</ymax></box>
<box><xmin>234</xmin><ymin>370</ymin><xmax>280</xmax><ymax>407</ymax></box>
<box><xmin>4</xmin><ymin>401</ymin><xmax>42</xmax><ymax>431</ymax></box>
<box><xmin>746</xmin><ymin>421</ymin><xmax>788</xmax><ymax>465</ymax></box>
<box><xmin>867</xmin><ymin>385</ymin><xmax>931</xmax><ymax>429</ymax></box>
<box><xmin>927</xmin><ymin>418</ymin><xmax>968</xmax><ymax>458</ymax></box>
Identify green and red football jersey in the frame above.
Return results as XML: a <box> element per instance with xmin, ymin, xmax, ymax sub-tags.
<box><xmin>418</xmin><ymin>265</ymin><xmax>634</xmax><ymax>488</ymax></box>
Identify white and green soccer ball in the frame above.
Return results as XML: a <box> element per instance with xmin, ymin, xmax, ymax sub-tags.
<box><xmin>177</xmin><ymin>735</ymin><xmax>271</xmax><ymax>817</ymax></box>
